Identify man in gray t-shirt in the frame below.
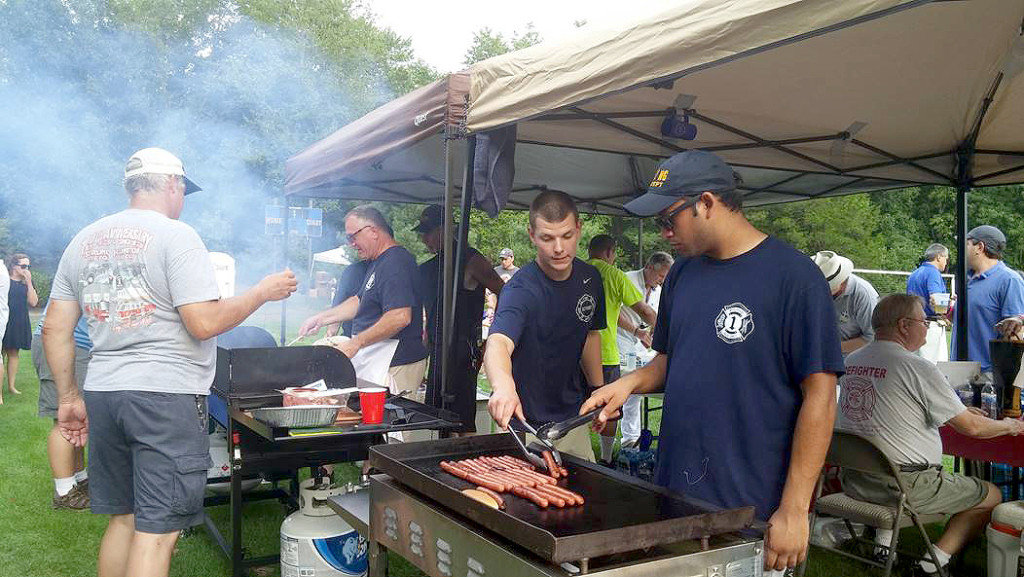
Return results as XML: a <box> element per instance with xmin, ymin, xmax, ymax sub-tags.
<box><xmin>837</xmin><ymin>294</ymin><xmax>1020</xmax><ymax>575</ymax></box>
<box><xmin>44</xmin><ymin>148</ymin><xmax>297</xmax><ymax>577</ymax></box>
<box><xmin>813</xmin><ymin>251</ymin><xmax>878</xmax><ymax>355</ymax></box>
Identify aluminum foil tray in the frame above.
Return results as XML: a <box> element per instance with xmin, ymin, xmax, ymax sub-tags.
<box><xmin>251</xmin><ymin>406</ymin><xmax>339</xmax><ymax>428</ymax></box>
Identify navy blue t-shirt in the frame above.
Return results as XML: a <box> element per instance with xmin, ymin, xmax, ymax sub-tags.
<box><xmin>333</xmin><ymin>260</ymin><xmax>370</xmax><ymax>337</ymax></box>
<box><xmin>489</xmin><ymin>259</ymin><xmax>606</xmax><ymax>425</ymax></box>
<box><xmin>353</xmin><ymin>246</ymin><xmax>427</xmax><ymax>366</ymax></box>
<box><xmin>652</xmin><ymin>236</ymin><xmax>844</xmax><ymax>521</ymax></box>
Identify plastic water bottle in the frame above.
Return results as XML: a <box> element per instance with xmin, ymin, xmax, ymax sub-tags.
<box><xmin>981</xmin><ymin>383</ymin><xmax>999</xmax><ymax>419</ymax></box>
<box><xmin>637</xmin><ymin>452</ymin><xmax>655</xmax><ymax>482</ymax></box>
<box><xmin>956</xmin><ymin>382</ymin><xmax>975</xmax><ymax>407</ymax></box>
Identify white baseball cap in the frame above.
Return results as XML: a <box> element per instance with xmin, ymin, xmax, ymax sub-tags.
<box><xmin>812</xmin><ymin>251</ymin><xmax>853</xmax><ymax>293</ymax></box>
<box><xmin>124</xmin><ymin>147</ymin><xmax>201</xmax><ymax>195</ymax></box>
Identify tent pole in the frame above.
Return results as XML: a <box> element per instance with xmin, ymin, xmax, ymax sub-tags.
<box><xmin>441</xmin><ymin>139</ymin><xmax>455</xmax><ymax>403</ymax></box>
<box><xmin>954</xmin><ymin>184</ymin><xmax>969</xmax><ymax>361</ymax></box>
<box><xmin>446</xmin><ymin>136</ymin><xmax>477</xmax><ymax>415</ymax></box>
<box><xmin>280</xmin><ymin>200</ymin><xmax>289</xmax><ymax>346</ymax></box>
<box><xmin>637</xmin><ymin>219</ymin><xmax>644</xmax><ymax>268</ymax></box>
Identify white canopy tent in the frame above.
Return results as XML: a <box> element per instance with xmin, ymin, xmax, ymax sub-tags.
<box><xmin>312</xmin><ymin>247</ymin><xmax>352</xmax><ymax>266</ymax></box>
<box><xmin>286</xmin><ymin>0</ymin><xmax>1024</xmax><ymax>372</ymax></box>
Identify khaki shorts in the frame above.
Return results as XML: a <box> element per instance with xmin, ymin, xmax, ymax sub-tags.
<box><xmin>389</xmin><ymin>359</ymin><xmax>427</xmax><ymax>403</ymax></box>
<box><xmin>528</xmin><ymin>426</ymin><xmax>595</xmax><ymax>463</ymax></box>
<box><xmin>842</xmin><ymin>468</ymin><xmax>988</xmax><ymax>515</ymax></box>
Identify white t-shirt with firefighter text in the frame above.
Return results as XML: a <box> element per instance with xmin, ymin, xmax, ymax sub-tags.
<box><xmin>51</xmin><ymin>209</ymin><xmax>221</xmax><ymax>394</ymax></box>
<box><xmin>837</xmin><ymin>340</ymin><xmax>965</xmax><ymax>465</ymax></box>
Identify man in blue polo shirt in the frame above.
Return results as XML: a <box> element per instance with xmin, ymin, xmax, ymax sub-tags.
<box><xmin>485</xmin><ymin>190</ymin><xmax>605</xmax><ymax>460</ymax></box>
<box><xmin>581</xmin><ymin>150</ymin><xmax>844</xmax><ymax>574</ymax></box>
<box><xmin>951</xmin><ymin>226</ymin><xmax>1024</xmax><ymax>374</ymax></box>
<box><xmin>907</xmin><ymin>243</ymin><xmax>950</xmax><ymax>362</ymax></box>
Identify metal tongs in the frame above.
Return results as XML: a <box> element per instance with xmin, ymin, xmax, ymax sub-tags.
<box><xmin>535</xmin><ymin>407</ymin><xmax>602</xmax><ymax>446</ymax></box>
<box><xmin>508</xmin><ymin>417</ymin><xmax>561</xmax><ymax>471</ymax></box>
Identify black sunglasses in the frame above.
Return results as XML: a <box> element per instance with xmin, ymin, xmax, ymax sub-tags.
<box><xmin>654</xmin><ymin>197</ymin><xmax>700</xmax><ymax>231</ymax></box>
<box><xmin>16</xmin><ymin>263</ymin><xmax>30</xmax><ymax>269</ymax></box>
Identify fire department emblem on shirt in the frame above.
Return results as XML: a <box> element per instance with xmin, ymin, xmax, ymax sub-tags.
<box><xmin>576</xmin><ymin>293</ymin><xmax>596</xmax><ymax>323</ymax></box>
<box><xmin>364</xmin><ymin>273</ymin><xmax>375</xmax><ymax>291</ymax></box>
<box><xmin>841</xmin><ymin>376</ymin><xmax>876</xmax><ymax>422</ymax></box>
<box><xmin>715</xmin><ymin>302</ymin><xmax>754</xmax><ymax>344</ymax></box>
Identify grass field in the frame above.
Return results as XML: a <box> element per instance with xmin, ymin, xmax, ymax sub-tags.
<box><xmin>0</xmin><ymin>302</ymin><xmax>990</xmax><ymax>576</ymax></box>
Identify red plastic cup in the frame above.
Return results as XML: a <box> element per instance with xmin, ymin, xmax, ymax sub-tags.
<box><xmin>359</xmin><ymin>387</ymin><xmax>387</xmax><ymax>425</ymax></box>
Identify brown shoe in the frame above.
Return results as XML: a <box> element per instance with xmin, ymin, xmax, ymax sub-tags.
<box><xmin>52</xmin><ymin>484</ymin><xmax>90</xmax><ymax>511</ymax></box>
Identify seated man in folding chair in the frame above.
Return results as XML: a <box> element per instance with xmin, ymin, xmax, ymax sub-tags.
<box><xmin>837</xmin><ymin>293</ymin><xmax>1023</xmax><ymax>575</ymax></box>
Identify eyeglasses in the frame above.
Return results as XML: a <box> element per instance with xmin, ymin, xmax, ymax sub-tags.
<box><xmin>654</xmin><ymin>197</ymin><xmax>699</xmax><ymax>231</ymax></box>
<box><xmin>16</xmin><ymin>264</ymin><xmax>29</xmax><ymax>270</ymax></box>
<box><xmin>346</xmin><ymin>225</ymin><xmax>372</xmax><ymax>243</ymax></box>
<box><xmin>900</xmin><ymin>317</ymin><xmax>929</xmax><ymax>328</ymax></box>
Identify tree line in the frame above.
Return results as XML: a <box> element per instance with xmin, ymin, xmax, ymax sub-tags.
<box><xmin>2</xmin><ymin>1</ymin><xmax>1021</xmax><ymax>302</ymax></box>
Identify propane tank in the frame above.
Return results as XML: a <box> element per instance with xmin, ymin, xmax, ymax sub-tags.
<box><xmin>281</xmin><ymin>479</ymin><xmax>368</xmax><ymax>577</ymax></box>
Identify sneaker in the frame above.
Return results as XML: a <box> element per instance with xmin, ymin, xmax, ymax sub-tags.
<box><xmin>52</xmin><ymin>484</ymin><xmax>90</xmax><ymax>511</ymax></box>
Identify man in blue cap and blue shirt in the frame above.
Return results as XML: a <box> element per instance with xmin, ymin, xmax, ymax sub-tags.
<box><xmin>581</xmin><ymin>150</ymin><xmax>845</xmax><ymax>574</ymax></box>
<box><xmin>952</xmin><ymin>225</ymin><xmax>1024</xmax><ymax>375</ymax></box>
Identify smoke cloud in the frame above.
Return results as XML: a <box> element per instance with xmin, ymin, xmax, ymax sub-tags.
<box><xmin>0</xmin><ymin>0</ymin><xmax>388</xmax><ymax>285</ymax></box>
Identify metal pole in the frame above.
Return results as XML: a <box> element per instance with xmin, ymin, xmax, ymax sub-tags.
<box><xmin>440</xmin><ymin>139</ymin><xmax>455</xmax><ymax>399</ymax></box>
<box><xmin>637</xmin><ymin>219</ymin><xmax>644</xmax><ymax>268</ymax></box>
<box><xmin>445</xmin><ymin>136</ymin><xmax>476</xmax><ymax>414</ymax></box>
<box><xmin>280</xmin><ymin>200</ymin><xmax>289</xmax><ymax>345</ymax></box>
<box><xmin>954</xmin><ymin>184</ymin><xmax>969</xmax><ymax>360</ymax></box>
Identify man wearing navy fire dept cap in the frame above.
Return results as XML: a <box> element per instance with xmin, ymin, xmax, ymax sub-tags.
<box><xmin>581</xmin><ymin>150</ymin><xmax>844</xmax><ymax>574</ymax></box>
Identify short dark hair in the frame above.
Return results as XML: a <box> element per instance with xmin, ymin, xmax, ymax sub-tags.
<box><xmin>529</xmin><ymin>190</ymin><xmax>578</xmax><ymax>228</ymax></box>
<box><xmin>708</xmin><ymin>171</ymin><xmax>745</xmax><ymax>212</ymax></box>
<box><xmin>346</xmin><ymin>205</ymin><xmax>394</xmax><ymax>237</ymax></box>
<box><xmin>588</xmin><ymin>234</ymin><xmax>616</xmax><ymax>257</ymax></box>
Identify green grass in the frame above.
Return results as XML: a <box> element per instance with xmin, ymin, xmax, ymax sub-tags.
<box><xmin>0</xmin><ymin>303</ymin><xmax>990</xmax><ymax>576</ymax></box>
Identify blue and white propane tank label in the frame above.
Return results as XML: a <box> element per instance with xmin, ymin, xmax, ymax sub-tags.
<box><xmin>281</xmin><ymin>530</ymin><xmax>368</xmax><ymax>577</ymax></box>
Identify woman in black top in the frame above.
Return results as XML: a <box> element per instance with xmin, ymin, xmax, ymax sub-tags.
<box><xmin>3</xmin><ymin>253</ymin><xmax>38</xmax><ymax>400</ymax></box>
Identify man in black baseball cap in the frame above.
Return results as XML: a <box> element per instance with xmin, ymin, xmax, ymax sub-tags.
<box><xmin>583</xmin><ymin>150</ymin><xmax>845</xmax><ymax>574</ymax></box>
<box><xmin>414</xmin><ymin>205</ymin><xmax>504</xmax><ymax>435</ymax></box>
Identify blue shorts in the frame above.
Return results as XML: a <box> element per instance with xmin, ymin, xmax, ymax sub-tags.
<box><xmin>85</xmin><ymin>391</ymin><xmax>212</xmax><ymax>534</ymax></box>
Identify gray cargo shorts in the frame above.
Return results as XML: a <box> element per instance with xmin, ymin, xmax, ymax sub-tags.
<box><xmin>84</xmin><ymin>390</ymin><xmax>212</xmax><ymax>534</ymax></box>
<box><xmin>32</xmin><ymin>334</ymin><xmax>91</xmax><ymax>418</ymax></box>
<box><xmin>842</xmin><ymin>467</ymin><xmax>988</xmax><ymax>515</ymax></box>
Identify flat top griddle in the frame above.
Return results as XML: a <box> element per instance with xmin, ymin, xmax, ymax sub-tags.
<box><xmin>370</xmin><ymin>434</ymin><xmax>756</xmax><ymax>563</ymax></box>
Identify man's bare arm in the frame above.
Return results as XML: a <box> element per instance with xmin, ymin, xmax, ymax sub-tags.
<box><xmin>41</xmin><ymin>299</ymin><xmax>81</xmax><ymax>401</ymax></box>
<box><xmin>351</xmin><ymin>307</ymin><xmax>411</xmax><ymax>349</ymax></box>
<box><xmin>178</xmin><ymin>270</ymin><xmax>296</xmax><ymax>340</ymax></box>
<box><xmin>580</xmin><ymin>354</ymin><xmax>667</xmax><ymax>425</ymax></box>
<box><xmin>764</xmin><ymin>371</ymin><xmax>837</xmax><ymax>570</ymax></box>
<box><xmin>948</xmin><ymin>410</ymin><xmax>1024</xmax><ymax>438</ymax></box>
<box><xmin>469</xmin><ymin>253</ymin><xmax>505</xmax><ymax>295</ymax></box>
<box><xmin>42</xmin><ymin>299</ymin><xmax>89</xmax><ymax>447</ymax></box>
<box><xmin>299</xmin><ymin>296</ymin><xmax>360</xmax><ymax>337</ymax></box>
<box><xmin>580</xmin><ymin>330</ymin><xmax>604</xmax><ymax>388</ymax></box>
<box><xmin>630</xmin><ymin>301</ymin><xmax>657</xmax><ymax>327</ymax></box>
<box><xmin>841</xmin><ymin>337</ymin><xmax>868</xmax><ymax>354</ymax></box>
<box><xmin>484</xmin><ymin>333</ymin><xmax>523</xmax><ymax>428</ymax></box>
